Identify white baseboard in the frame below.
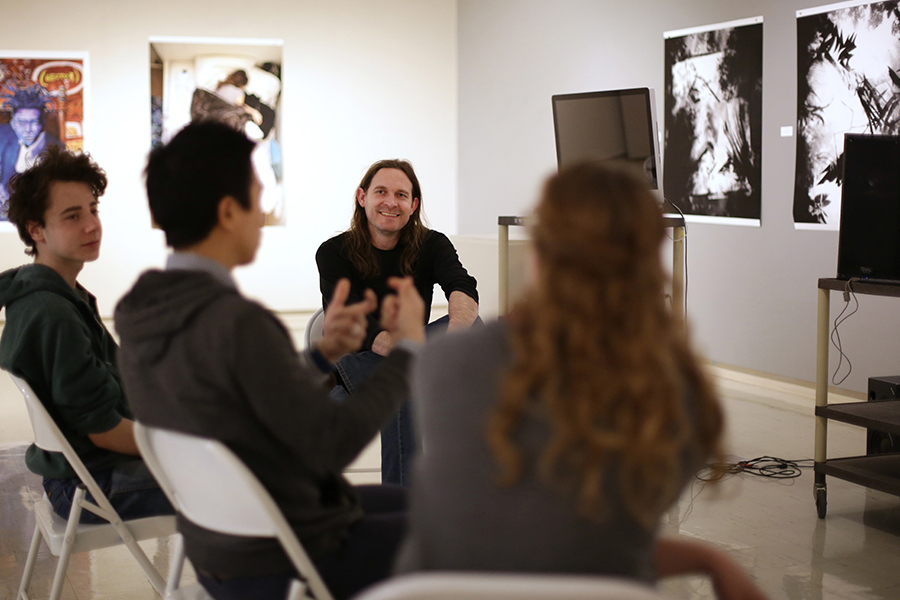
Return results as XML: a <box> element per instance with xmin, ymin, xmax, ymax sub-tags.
<box><xmin>708</xmin><ymin>362</ymin><xmax>864</xmax><ymax>414</ymax></box>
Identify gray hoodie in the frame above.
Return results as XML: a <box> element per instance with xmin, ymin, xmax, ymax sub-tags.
<box><xmin>114</xmin><ymin>268</ymin><xmax>412</xmax><ymax>577</ymax></box>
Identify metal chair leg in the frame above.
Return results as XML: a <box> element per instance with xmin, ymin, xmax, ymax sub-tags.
<box><xmin>286</xmin><ymin>579</ymin><xmax>306</xmax><ymax>600</ymax></box>
<box><xmin>49</xmin><ymin>486</ymin><xmax>87</xmax><ymax>600</ymax></box>
<box><xmin>108</xmin><ymin>514</ymin><xmax>168</xmax><ymax>595</ymax></box>
<box><xmin>165</xmin><ymin>534</ymin><xmax>186</xmax><ymax>597</ymax></box>
<box><xmin>17</xmin><ymin>523</ymin><xmax>42</xmax><ymax>600</ymax></box>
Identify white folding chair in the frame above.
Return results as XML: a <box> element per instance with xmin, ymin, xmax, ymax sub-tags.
<box><xmin>304</xmin><ymin>307</ymin><xmax>326</xmax><ymax>349</ymax></box>
<box><xmin>9</xmin><ymin>373</ymin><xmax>177</xmax><ymax>600</ymax></box>
<box><xmin>353</xmin><ymin>572</ymin><xmax>670</xmax><ymax>600</ymax></box>
<box><xmin>133</xmin><ymin>422</ymin><xmax>334</xmax><ymax>600</ymax></box>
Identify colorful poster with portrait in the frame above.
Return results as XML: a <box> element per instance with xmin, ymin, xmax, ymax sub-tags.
<box><xmin>795</xmin><ymin>0</ymin><xmax>900</xmax><ymax>229</ymax></box>
<box><xmin>664</xmin><ymin>17</ymin><xmax>763</xmax><ymax>226</ymax></box>
<box><xmin>0</xmin><ymin>51</ymin><xmax>88</xmax><ymax>223</ymax></box>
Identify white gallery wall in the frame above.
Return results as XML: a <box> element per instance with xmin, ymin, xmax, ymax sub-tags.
<box><xmin>0</xmin><ymin>0</ymin><xmax>458</xmax><ymax>315</ymax></box>
<box><xmin>3</xmin><ymin>0</ymin><xmax>897</xmax><ymax>397</ymax></box>
<box><xmin>456</xmin><ymin>0</ymin><xmax>900</xmax><ymax>395</ymax></box>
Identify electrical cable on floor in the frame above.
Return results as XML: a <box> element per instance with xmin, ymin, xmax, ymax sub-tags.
<box><xmin>696</xmin><ymin>456</ymin><xmax>814</xmax><ymax>481</ymax></box>
<box><xmin>830</xmin><ymin>277</ymin><xmax>859</xmax><ymax>385</ymax></box>
<box><xmin>673</xmin><ymin>457</ymin><xmax>813</xmax><ymax>527</ymax></box>
<box><xmin>674</xmin><ymin>476</ymin><xmax>706</xmax><ymax>526</ymax></box>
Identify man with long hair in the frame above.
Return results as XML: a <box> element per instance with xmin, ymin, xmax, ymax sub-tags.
<box><xmin>394</xmin><ymin>163</ymin><xmax>767</xmax><ymax>600</ymax></box>
<box><xmin>0</xmin><ymin>146</ymin><xmax>173</xmax><ymax>524</ymax></box>
<box><xmin>316</xmin><ymin>159</ymin><xmax>479</xmax><ymax>485</ymax></box>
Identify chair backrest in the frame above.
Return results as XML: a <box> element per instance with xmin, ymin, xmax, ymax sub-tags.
<box><xmin>9</xmin><ymin>372</ymin><xmax>127</xmax><ymax>522</ymax></box>
<box><xmin>304</xmin><ymin>307</ymin><xmax>325</xmax><ymax>349</ymax></box>
<box><xmin>134</xmin><ymin>424</ymin><xmax>276</xmax><ymax>536</ymax></box>
<box><xmin>354</xmin><ymin>572</ymin><xmax>669</xmax><ymax>600</ymax></box>
<box><xmin>134</xmin><ymin>422</ymin><xmax>334</xmax><ymax>600</ymax></box>
<box><xmin>10</xmin><ymin>373</ymin><xmax>66</xmax><ymax>453</ymax></box>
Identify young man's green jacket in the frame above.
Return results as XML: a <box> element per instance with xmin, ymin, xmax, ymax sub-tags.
<box><xmin>0</xmin><ymin>263</ymin><xmax>132</xmax><ymax>479</ymax></box>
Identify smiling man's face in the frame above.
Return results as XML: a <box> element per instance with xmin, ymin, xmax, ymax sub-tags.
<box><xmin>357</xmin><ymin>167</ymin><xmax>419</xmax><ymax>249</ymax></box>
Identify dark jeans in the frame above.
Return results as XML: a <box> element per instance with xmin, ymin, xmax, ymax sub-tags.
<box><xmin>197</xmin><ymin>484</ymin><xmax>407</xmax><ymax>600</ymax></box>
<box><xmin>333</xmin><ymin>315</ymin><xmax>472</xmax><ymax>486</ymax></box>
<box><xmin>332</xmin><ymin>350</ymin><xmax>413</xmax><ymax>486</ymax></box>
<box><xmin>43</xmin><ymin>458</ymin><xmax>175</xmax><ymax>525</ymax></box>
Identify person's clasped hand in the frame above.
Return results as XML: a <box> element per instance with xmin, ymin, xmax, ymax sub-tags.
<box><xmin>317</xmin><ymin>278</ymin><xmax>376</xmax><ymax>363</ymax></box>
<box><xmin>380</xmin><ymin>276</ymin><xmax>425</xmax><ymax>345</ymax></box>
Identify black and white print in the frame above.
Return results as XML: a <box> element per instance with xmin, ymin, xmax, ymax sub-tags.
<box><xmin>664</xmin><ymin>18</ymin><xmax>763</xmax><ymax>225</ymax></box>
<box><xmin>795</xmin><ymin>0</ymin><xmax>900</xmax><ymax>229</ymax></box>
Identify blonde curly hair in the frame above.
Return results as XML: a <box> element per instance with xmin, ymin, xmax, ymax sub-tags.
<box><xmin>487</xmin><ymin>163</ymin><xmax>724</xmax><ymax>530</ymax></box>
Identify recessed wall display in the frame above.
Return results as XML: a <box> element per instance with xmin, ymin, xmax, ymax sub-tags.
<box><xmin>663</xmin><ymin>17</ymin><xmax>763</xmax><ymax>226</ymax></box>
<box><xmin>0</xmin><ymin>51</ymin><xmax>88</xmax><ymax>225</ymax></box>
<box><xmin>795</xmin><ymin>0</ymin><xmax>900</xmax><ymax>230</ymax></box>
<box><xmin>149</xmin><ymin>37</ymin><xmax>284</xmax><ymax>225</ymax></box>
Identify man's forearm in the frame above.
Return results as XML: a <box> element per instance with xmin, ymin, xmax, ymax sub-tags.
<box><xmin>88</xmin><ymin>417</ymin><xmax>140</xmax><ymax>456</ymax></box>
<box><xmin>447</xmin><ymin>291</ymin><xmax>478</xmax><ymax>330</ymax></box>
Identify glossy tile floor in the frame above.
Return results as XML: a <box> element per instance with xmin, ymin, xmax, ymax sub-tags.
<box><xmin>659</xmin><ymin>368</ymin><xmax>900</xmax><ymax>599</ymax></box>
<box><xmin>1</xmin><ymin>366</ymin><xmax>898</xmax><ymax>600</ymax></box>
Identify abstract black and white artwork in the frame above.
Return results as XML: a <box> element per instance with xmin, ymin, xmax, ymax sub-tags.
<box><xmin>795</xmin><ymin>0</ymin><xmax>900</xmax><ymax>229</ymax></box>
<box><xmin>664</xmin><ymin>18</ymin><xmax>763</xmax><ymax>226</ymax></box>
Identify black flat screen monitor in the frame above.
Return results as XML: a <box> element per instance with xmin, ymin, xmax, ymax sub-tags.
<box><xmin>552</xmin><ymin>87</ymin><xmax>661</xmax><ymax>192</ymax></box>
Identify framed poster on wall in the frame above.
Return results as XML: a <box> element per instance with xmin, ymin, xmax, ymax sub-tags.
<box><xmin>0</xmin><ymin>51</ymin><xmax>88</xmax><ymax>227</ymax></box>
<box><xmin>795</xmin><ymin>0</ymin><xmax>900</xmax><ymax>229</ymax></box>
<box><xmin>663</xmin><ymin>17</ymin><xmax>763</xmax><ymax>226</ymax></box>
<box><xmin>149</xmin><ymin>36</ymin><xmax>284</xmax><ymax>226</ymax></box>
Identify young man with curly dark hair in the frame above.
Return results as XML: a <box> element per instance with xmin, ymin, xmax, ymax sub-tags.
<box><xmin>0</xmin><ymin>146</ymin><xmax>173</xmax><ymax>523</ymax></box>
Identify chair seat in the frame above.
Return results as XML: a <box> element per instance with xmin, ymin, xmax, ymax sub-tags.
<box><xmin>34</xmin><ymin>497</ymin><xmax>177</xmax><ymax>556</ymax></box>
<box><xmin>354</xmin><ymin>572</ymin><xmax>668</xmax><ymax>600</ymax></box>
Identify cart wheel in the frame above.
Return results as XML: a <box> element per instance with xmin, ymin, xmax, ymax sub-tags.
<box><xmin>816</xmin><ymin>488</ymin><xmax>826</xmax><ymax>519</ymax></box>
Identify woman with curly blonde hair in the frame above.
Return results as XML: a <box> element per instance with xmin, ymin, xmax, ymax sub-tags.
<box><xmin>394</xmin><ymin>163</ymin><xmax>766</xmax><ymax>600</ymax></box>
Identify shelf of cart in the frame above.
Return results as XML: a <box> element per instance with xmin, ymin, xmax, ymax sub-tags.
<box><xmin>815</xmin><ymin>454</ymin><xmax>900</xmax><ymax>497</ymax></box>
<box><xmin>815</xmin><ymin>400</ymin><xmax>900</xmax><ymax>434</ymax></box>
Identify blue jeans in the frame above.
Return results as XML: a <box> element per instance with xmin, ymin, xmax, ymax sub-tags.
<box><xmin>332</xmin><ymin>349</ymin><xmax>411</xmax><ymax>485</ymax></box>
<box><xmin>43</xmin><ymin>458</ymin><xmax>175</xmax><ymax>525</ymax></box>
<box><xmin>197</xmin><ymin>484</ymin><xmax>407</xmax><ymax>600</ymax></box>
<box><xmin>332</xmin><ymin>315</ymin><xmax>482</xmax><ymax>486</ymax></box>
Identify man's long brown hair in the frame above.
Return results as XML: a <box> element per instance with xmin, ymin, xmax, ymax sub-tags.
<box><xmin>344</xmin><ymin>159</ymin><xmax>428</xmax><ymax>278</ymax></box>
<box><xmin>487</xmin><ymin>163</ymin><xmax>724</xmax><ymax>530</ymax></box>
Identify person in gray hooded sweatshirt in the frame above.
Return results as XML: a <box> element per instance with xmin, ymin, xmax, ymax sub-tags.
<box><xmin>114</xmin><ymin>121</ymin><xmax>425</xmax><ymax>600</ymax></box>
